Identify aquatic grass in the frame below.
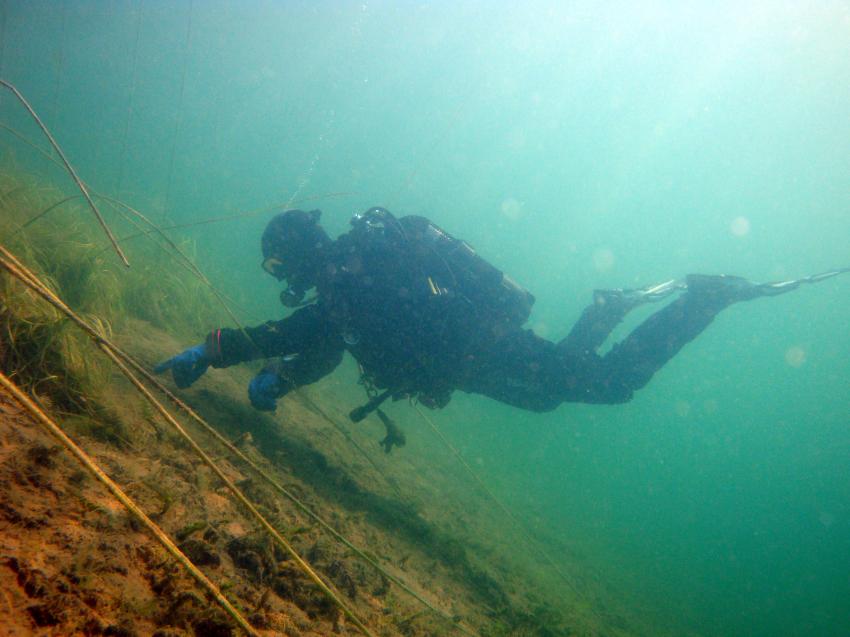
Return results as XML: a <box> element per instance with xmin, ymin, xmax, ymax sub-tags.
<box><xmin>0</xmin><ymin>266</ymin><xmax>101</xmax><ymax>412</ymax></box>
<box><xmin>0</xmin><ymin>166</ymin><xmax>229</xmax><ymax>412</ymax></box>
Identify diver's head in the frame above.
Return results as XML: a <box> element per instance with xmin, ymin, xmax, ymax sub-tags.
<box><xmin>261</xmin><ymin>209</ymin><xmax>330</xmax><ymax>306</ymax></box>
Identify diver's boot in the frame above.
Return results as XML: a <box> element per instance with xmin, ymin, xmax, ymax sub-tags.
<box><xmin>686</xmin><ymin>267</ymin><xmax>850</xmax><ymax>307</ymax></box>
<box><xmin>593</xmin><ymin>278</ymin><xmax>685</xmax><ymax>312</ymax></box>
<box><xmin>684</xmin><ymin>274</ymin><xmax>765</xmax><ymax>306</ymax></box>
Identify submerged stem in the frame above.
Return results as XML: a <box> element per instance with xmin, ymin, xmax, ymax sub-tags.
<box><xmin>0</xmin><ymin>79</ymin><xmax>129</xmax><ymax>267</ymax></box>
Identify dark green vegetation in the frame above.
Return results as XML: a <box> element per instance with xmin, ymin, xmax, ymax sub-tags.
<box><xmin>0</xmin><ymin>169</ymin><xmax>226</xmax><ymax>408</ymax></box>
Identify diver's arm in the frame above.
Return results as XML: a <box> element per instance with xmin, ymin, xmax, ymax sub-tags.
<box><xmin>205</xmin><ymin>304</ymin><xmax>333</xmax><ymax>368</ymax></box>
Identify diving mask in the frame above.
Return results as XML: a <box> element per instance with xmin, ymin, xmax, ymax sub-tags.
<box><xmin>262</xmin><ymin>256</ymin><xmax>287</xmax><ymax>280</ymax></box>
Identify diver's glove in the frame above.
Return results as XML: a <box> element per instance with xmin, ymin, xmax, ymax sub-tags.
<box><xmin>248</xmin><ymin>370</ymin><xmax>283</xmax><ymax>412</ymax></box>
<box><xmin>153</xmin><ymin>344</ymin><xmax>210</xmax><ymax>388</ymax></box>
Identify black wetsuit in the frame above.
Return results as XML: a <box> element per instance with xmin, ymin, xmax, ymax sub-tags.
<box><xmin>206</xmin><ymin>216</ymin><xmax>731</xmax><ymax>413</ymax></box>
<box><xmin>459</xmin><ymin>291</ymin><xmax>727</xmax><ymax>410</ymax></box>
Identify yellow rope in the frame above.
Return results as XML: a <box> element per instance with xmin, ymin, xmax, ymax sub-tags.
<box><xmin>0</xmin><ymin>371</ymin><xmax>259</xmax><ymax>637</ymax></box>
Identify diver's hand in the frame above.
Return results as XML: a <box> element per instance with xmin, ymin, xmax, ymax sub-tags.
<box><xmin>248</xmin><ymin>370</ymin><xmax>283</xmax><ymax>412</ymax></box>
<box><xmin>154</xmin><ymin>344</ymin><xmax>210</xmax><ymax>388</ymax></box>
<box><xmin>377</xmin><ymin>409</ymin><xmax>406</xmax><ymax>454</ymax></box>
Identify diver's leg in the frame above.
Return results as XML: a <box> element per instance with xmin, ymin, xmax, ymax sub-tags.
<box><xmin>559</xmin><ymin>278</ymin><xmax>684</xmax><ymax>356</ymax></box>
<box><xmin>558</xmin><ymin>294</ymin><xmax>631</xmax><ymax>358</ymax></box>
<box><xmin>598</xmin><ymin>293</ymin><xmax>717</xmax><ymax>394</ymax></box>
<box><xmin>459</xmin><ymin>278</ymin><xmax>686</xmax><ymax>410</ymax></box>
<box><xmin>459</xmin><ymin>329</ymin><xmax>573</xmax><ymax>412</ymax></box>
<box><xmin>459</xmin><ymin>328</ymin><xmax>634</xmax><ymax>411</ymax></box>
<box><xmin>597</xmin><ymin>271</ymin><xmax>826</xmax><ymax>394</ymax></box>
<box><xmin>459</xmin><ymin>269</ymin><xmax>848</xmax><ymax>410</ymax></box>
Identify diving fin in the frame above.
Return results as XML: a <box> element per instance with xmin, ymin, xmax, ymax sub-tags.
<box><xmin>686</xmin><ymin>267</ymin><xmax>850</xmax><ymax>305</ymax></box>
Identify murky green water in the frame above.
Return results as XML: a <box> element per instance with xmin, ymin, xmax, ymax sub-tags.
<box><xmin>2</xmin><ymin>2</ymin><xmax>849</xmax><ymax>635</ymax></box>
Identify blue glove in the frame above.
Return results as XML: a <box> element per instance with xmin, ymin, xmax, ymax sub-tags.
<box><xmin>248</xmin><ymin>370</ymin><xmax>283</xmax><ymax>411</ymax></box>
<box><xmin>154</xmin><ymin>344</ymin><xmax>210</xmax><ymax>388</ymax></box>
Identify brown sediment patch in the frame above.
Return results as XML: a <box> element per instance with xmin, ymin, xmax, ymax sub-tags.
<box><xmin>0</xmin><ymin>385</ymin><xmax>372</xmax><ymax>636</ymax></box>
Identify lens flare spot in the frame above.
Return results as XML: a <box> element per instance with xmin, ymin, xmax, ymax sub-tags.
<box><xmin>593</xmin><ymin>248</ymin><xmax>615</xmax><ymax>272</ymax></box>
<box><xmin>785</xmin><ymin>345</ymin><xmax>806</xmax><ymax>367</ymax></box>
<box><xmin>702</xmin><ymin>398</ymin><xmax>719</xmax><ymax>415</ymax></box>
<box><xmin>730</xmin><ymin>216</ymin><xmax>750</xmax><ymax>237</ymax></box>
<box><xmin>500</xmin><ymin>197</ymin><xmax>524</xmax><ymax>220</ymax></box>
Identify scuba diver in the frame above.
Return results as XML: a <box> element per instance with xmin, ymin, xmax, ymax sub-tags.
<box><xmin>155</xmin><ymin>207</ymin><xmax>848</xmax><ymax>448</ymax></box>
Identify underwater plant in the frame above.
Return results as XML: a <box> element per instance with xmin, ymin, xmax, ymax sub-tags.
<box><xmin>0</xmin><ymin>166</ymin><xmax>233</xmax><ymax>413</ymax></box>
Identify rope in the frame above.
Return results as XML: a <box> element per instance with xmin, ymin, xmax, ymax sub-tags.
<box><xmin>413</xmin><ymin>405</ymin><xmax>594</xmax><ymax>612</ymax></box>
<box><xmin>7</xmin><ymin>187</ymin><xmax>263</xmax><ymax>325</ymax></box>
<box><xmin>95</xmin><ymin>193</ymin><xmax>251</xmax><ymax>331</ymax></box>
<box><xmin>0</xmin><ymin>245</ymin><xmax>376</xmax><ymax>637</ymax></box>
<box><xmin>0</xmin><ymin>122</ymin><xmax>353</xmax><ymax>338</ymax></box>
<box><xmin>0</xmin><ymin>126</ymin><xmax>262</xmax><ymax>325</ymax></box>
<box><xmin>295</xmin><ymin>391</ymin><xmax>405</xmax><ymax>499</ymax></box>
<box><xmin>0</xmin><ymin>122</ymin><xmax>55</xmax><ymax>163</ymax></box>
<box><xmin>0</xmin><ymin>371</ymin><xmax>260</xmax><ymax>637</ymax></box>
<box><xmin>90</xmin><ymin>193</ymin><xmax>412</xmax><ymax>505</ymax></box>
<box><xmin>0</xmin><ymin>134</ymin><xmax>412</xmax><ymax>593</ymax></box>
<box><xmin>0</xmin><ymin>79</ymin><xmax>129</xmax><ymax>267</ymax></box>
<box><xmin>106</xmin><ymin>190</ymin><xmax>357</xmax><ymax>244</ymax></box>
<box><xmin>113</xmin><ymin>353</ymin><xmax>471</xmax><ymax>633</ymax></box>
<box><xmin>387</xmin><ymin>98</ymin><xmax>470</xmax><ymax>209</ymax></box>
<box><xmin>144</xmin><ymin>383</ymin><xmax>474</xmax><ymax>635</ymax></box>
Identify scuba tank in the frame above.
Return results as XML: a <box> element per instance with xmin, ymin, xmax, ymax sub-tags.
<box><xmin>351</xmin><ymin>207</ymin><xmax>535</xmax><ymax>329</ymax></box>
<box><xmin>418</xmin><ymin>220</ymin><xmax>535</xmax><ymax>328</ymax></box>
